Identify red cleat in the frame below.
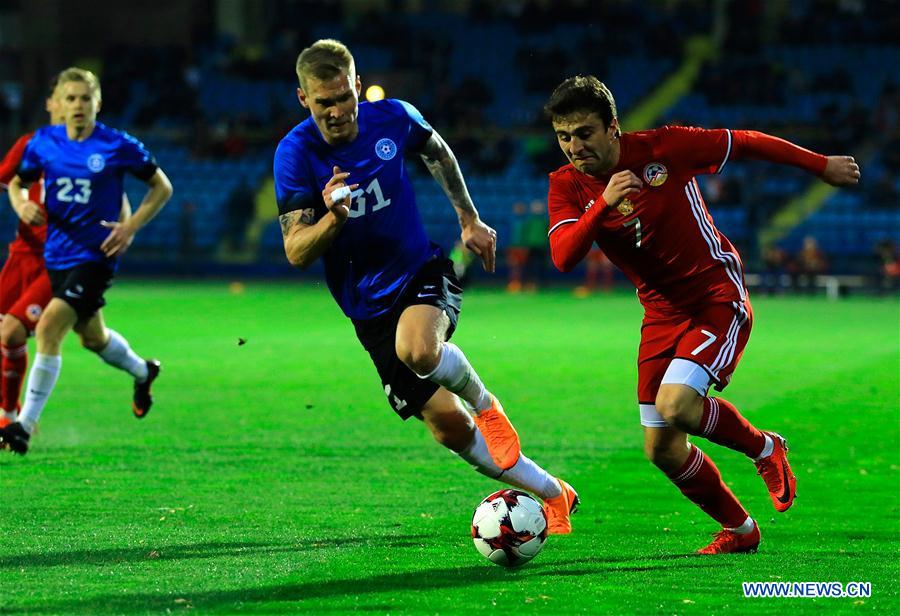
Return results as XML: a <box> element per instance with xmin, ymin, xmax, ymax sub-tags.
<box><xmin>754</xmin><ymin>432</ymin><xmax>796</xmax><ymax>512</ymax></box>
<box><xmin>473</xmin><ymin>396</ymin><xmax>521</xmax><ymax>470</ymax></box>
<box><xmin>697</xmin><ymin>522</ymin><xmax>761</xmax><ymax>555</ymax></box>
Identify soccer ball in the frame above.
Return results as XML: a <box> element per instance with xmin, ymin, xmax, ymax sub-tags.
<box><xmin>471</xmin><ymin>489</ymin><xmax>548</xmax><ymax>567</ymax></box>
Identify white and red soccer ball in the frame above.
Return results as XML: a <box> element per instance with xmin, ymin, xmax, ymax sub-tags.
<box><xmin>471</xmin><ymin>489</ymin><xmax>548</xmax><ymax>567</ymax></box>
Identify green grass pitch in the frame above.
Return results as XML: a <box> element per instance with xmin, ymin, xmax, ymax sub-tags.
<box><xmin>1</xmin><ymin>282</ymin><xmax>897</xmax><ymax>614</ymax></box>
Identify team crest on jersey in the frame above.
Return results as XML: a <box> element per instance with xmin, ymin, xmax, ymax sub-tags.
<box><xmin>375</xmin><ymin>138</ymin><xmax>397</xmax><ymax>161</ymax></box>
<box><xmin>87</xmin><ymin>153</ymin><xmax>106</xmax><ymax>173</ymax></box>
<box><xmin>26</xmin><ymin>304</ymin><xmax>42</xmax><ymax>322</ymax></box>
<box><xmin>617</xmin><ymin>199</ymin><xmax>634</xmax><ymax>215</ymax></box>
<box><xmin>643</xmin><ymin>162</ymin><xmax>668</xmax><ymax>187</ymax></box>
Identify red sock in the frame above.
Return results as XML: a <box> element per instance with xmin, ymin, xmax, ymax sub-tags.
<box><xmin>667</xmin><ymin>445</ymin><xmax>748</xmax><ymax>528</ymax></box>
<box><xmin>700</xmin><ymin>397</ymin><xmax>766</xmax><ymax>458</ymax></box>
<box><xmin>1</xmin><ymin>343</ymin><xmax>28</xmax><ymax>414</ymax></box>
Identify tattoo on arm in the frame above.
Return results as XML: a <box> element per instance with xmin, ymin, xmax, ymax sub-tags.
<box><xmin>419</xmin><ymin>133</ymin><xmax>476</xmax><ymax>216</ymax></box>
<box><xmin>279</xmin><ymin>210</ymin><xmax>302</xmax><ymax>236</ymax></box>
<box><xmin>299</xmin><ymin>208</ymin><xmax>316</xmax><ymax>225</ymax></box>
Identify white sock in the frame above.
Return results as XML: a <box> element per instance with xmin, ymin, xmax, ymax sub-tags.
<box><xmin>727</xmin><ymin>516</ymin><xmax>756</xmax><ymax>535</ymax></box>
<box><xmin>98</xmin><ymin>330</ymin><xmax>149</xmax><ymax>381</ymax></box>
<box><xmin>504</xmin><ymin>455</ymin><xmax>563</xmax><ymax>500</ymax></box>
<box><xmin>752</xmin><ymin>435</ymin><xmax>774</xmax><ymax>461</ymax></box>
<box><xmin>422</xmin><ymin>343</ymin><xmax>492</xmax><ymax>412</ymax></box>
<box><xmin>457</xmin><ymin>428</ymin><xmax>562</xmax><ymax>500</ymax></box>
<box><xmin>18</xmin><ymin>353</ymin><xmax>62</xmax><ymax>434</ymax></box>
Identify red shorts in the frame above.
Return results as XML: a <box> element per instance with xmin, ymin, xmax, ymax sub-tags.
<box><xmin>0</xmin><ymin>250</ymin><xmax>53</xmax><ymax>334</ymax></box>
<box><xmin>637</xmin><ymin>300</ymin><xmax>753</xmax><ymax>403</ymax></box>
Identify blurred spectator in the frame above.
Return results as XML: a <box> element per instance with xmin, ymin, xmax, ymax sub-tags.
<box><xmin>522</xmin><ymin>199</ymin><xmax>549</xmax><ymax>288</ymax></box>
<box><xmin>575</xmin><ymin>249</ymin><xmax>615</xmax><ymax>297</ymax></box>
<box><xmin>794</xmin><ymin>235</ymin><xmax>828</xmax><ymax>293</ymax></box>
<box><xmin>225</xmin><ymin>178</ymin><xmax>256</xmax><ymax>252</ymax></box>
<box><xmin>506</xmin><ymin>201</ymin><xmax>530</xmax><ymax>293</ymax></box>
<box><xmin>221</xmin><ymin>119</ymin><xmax>249</xmax><ymax>158</ymax></box>
<box><xmin>760</xmin><ymin>245</ymin><xmax>790</xmax><ymax>295</ymax></box>
<box><xmin>505</xmin><ymin>200</ymin><xmax>547</xmax><ymax>292</ymax></box>
<box><xmin>873</xmin><ymin>239</ymin><xmax>900</xmax><ymax>294</ymax></box>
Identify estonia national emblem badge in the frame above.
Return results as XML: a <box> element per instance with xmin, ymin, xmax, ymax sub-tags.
<box><xmin>643</xmin><ymin>162</ymin><xmax>668</xmax><ymax>187</ymax></box>
<box><xmin>87</xmin><ymin>153</ymin><xmax>106</xmax><ymax>173</ymax></box>
<box><xmin>375</xmin><ymin>138</ymin><xmax>397</xmax><ymax>161</ymax></box>
<box><xmin>617</xmin><ymin>199</ymin><xmax>634</xmax><ymax>215</ymax></box>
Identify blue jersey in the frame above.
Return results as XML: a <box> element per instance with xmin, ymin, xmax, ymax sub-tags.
<box><xmin>274</xmin><ymin>99</ymin><xmax>441</xmax><ymax>320</ymax></box>
<box><xmin>17</xmin><ymin>122</ymin><xmax>157</xmax><ymax>270</ymax></box>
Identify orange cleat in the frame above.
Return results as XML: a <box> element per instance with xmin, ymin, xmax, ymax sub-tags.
<box><xmin>473</xmin><ymin>396</ymin><xmax>521</xmax><ymax>470</ymax></box>
<box><xmin>697</xmin><ymin>522</ymin><xmax>761</xmax><ymax>555</ymax></box>
<box><xmin>543</xmin><ymin>479</ymin><xmax>579</xmax><ymax>535</ymax></box>
<box><xmin>754</xmin><ymin>432</ymin><xmax>796</xmax><ymax>512</ymax></box>
<box><xmin>132</xmin><ymin>359</ymin><xmax>161</xmax><ymax>419</ymax></box>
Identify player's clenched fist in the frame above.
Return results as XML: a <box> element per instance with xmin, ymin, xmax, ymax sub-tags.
<box><xmin>602</xmin><ymin>170</ymin><xmax>643</xmax><ymax>209</ymax></box>
<box><xmin>322</xmin><ymin>165</ymin><xmax>359</xmax><ymax>222</ymax></box>
<box><xmin>822</xmin><ymin>155</ymin><xmax>861</xmax><ymax>187</ymax></box>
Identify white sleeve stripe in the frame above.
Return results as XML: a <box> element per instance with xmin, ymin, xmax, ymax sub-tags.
<box><xmin>547</xmin><ymin>218</ymin><xmax>579</xmax><ymax>236</ymax></box>
<box><xmin>716</xmin><ymin>129</ymin><xmax>732</xmax><ymax>174</ymax></box>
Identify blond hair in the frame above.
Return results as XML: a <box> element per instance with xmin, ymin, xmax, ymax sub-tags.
<box><xmin>295</xmin><ymin>39</ymin><xmax>355</xmax><ymax>91</ymax></box>
<box><xmin>56</xmin><ymin>67</ymin><xmax>102</xmax><ymax>101</ymax></box>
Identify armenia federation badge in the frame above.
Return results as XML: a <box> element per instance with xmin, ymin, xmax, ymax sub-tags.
<box><xmin>617</xmin><ymin>199</ymin><xmax>634</xmax><ymax>215</ymax></box>
<box><xmin>26</xmin><ymin>303</ymin><xmax>43</xmax><ymax>322</ymax></box>
<box><xmin>643</xmin><ymin>162</ymin><xmax>668</xmax><ymax>187</ymax></box>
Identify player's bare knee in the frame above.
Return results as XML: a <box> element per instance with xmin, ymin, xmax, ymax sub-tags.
<box><xmin>645</xmin><ymin>440</ymin><xmax>686</xmax><ymax>472</ymax></box>
<box><xmin>427</xmin><ymin>416</ymin><xmax>471</xmax><ymax>452</ymax></box>
<box><xmin>654</xmin><ymin>393</ymin><xmax>694</xmax><ymax>429</ymax></box>
<box><xmin>0</xmin><ymin>316</ymin><xmax>27</xmax><ymax>347</ymax></box>
<box><xmin>80</xmin><ymin>333</ymin><xmax>106</xmax><ymax>352</ymax></box>
<box><xmin>396</xmin><ymin>338</ymin><xmax>440</xmax><ymax>376</ymax></box>
<box><xmin>34</xmin><ymin>319</ymin><xmax>58</xmax><ymax>345</ymax></box>
<box><xmin>429</xmin><ymin>425</ymin><xmax>461</xmax><ymax>451</ymax></box>
<box><xmin>653</xmin><ymin>396</ymin><xmax>682</xmax><ymax>426</ymax></box>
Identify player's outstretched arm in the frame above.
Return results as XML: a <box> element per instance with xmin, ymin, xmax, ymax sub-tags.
<box><xmin>728</xmin><ymin>130</ymin><xmax>861</xmax><ymax>187</ymax></box>
<box><xmin>418</xmin><ymin>131</ymin><xmax>496</xmax><ymax>272</ymax></box>
<box><xmin>100</xmin><ymin>169</ymin><xmax>172</xmax><ymax>257</ymax></box>
<box><xmin>6</xmin><ymin>175</ymin><xmax>45</xmax><ymax>226</ymax></box>
<box><xmin>281</xmin><ymin>166</ymin><xmax>357</xmax><ymax>269</ymax></box>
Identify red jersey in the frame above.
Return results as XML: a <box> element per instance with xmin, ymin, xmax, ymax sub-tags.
<box><xmin>0</xmin><ymin>132</ymin><xmax>47</xmax><ymax>255</ymax></box>
<box><xmin>548</xmin><ymin>126</ymin><xmax>827</xmax><ymax>315</ymax></box>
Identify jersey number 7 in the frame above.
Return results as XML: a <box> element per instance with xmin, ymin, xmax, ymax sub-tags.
<box><xmin>623</xmin><ymin>217</ymin><xmax>642</xmax><ymax>248</ymax></box>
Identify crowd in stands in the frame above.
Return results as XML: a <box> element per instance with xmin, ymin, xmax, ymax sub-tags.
<box><xmin>0</xmin><ymin>1</ymin><xmax>896</xmax><ymax>287</ymax></box>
